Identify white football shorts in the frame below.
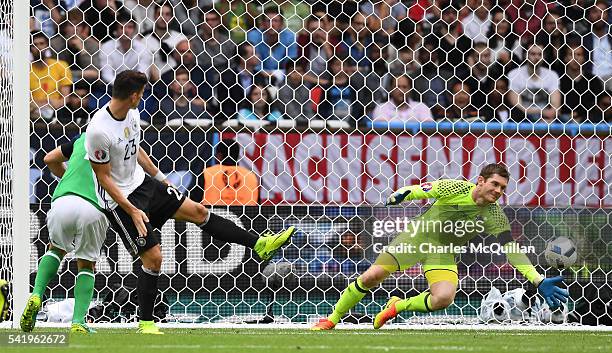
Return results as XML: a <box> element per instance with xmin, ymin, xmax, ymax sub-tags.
<box><xmin>47</xmin><ymin>195</ymin><xmax>109</xmax><ymax>262</ymax></box>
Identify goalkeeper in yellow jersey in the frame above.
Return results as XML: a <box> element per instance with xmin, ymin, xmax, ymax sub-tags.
<box><xmin>312</xmin><ymin>163</ymin><xmax>569</xmax><ymax>330</ymax></box>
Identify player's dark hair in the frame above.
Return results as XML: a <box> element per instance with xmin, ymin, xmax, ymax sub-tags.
<box><xmin>112</xmin><ymin>70</ymin><xmax>148</xmax><ymax>100</ymax></box>
<box><xmin>480</xmin><ymin>163</ymin><xmax>510</xmax><ymax>181</ymax></box>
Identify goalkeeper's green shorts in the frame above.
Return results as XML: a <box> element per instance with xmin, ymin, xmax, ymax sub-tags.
<box><xmin>374</xmin><ymin>232</ymin><xmax>459</xmax><ymax>286</ymax></box>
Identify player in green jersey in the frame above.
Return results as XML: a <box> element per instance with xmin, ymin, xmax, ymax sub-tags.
<box><xmin>21</xmin><ymin>134</ymin><xmax>107</xmax><ymax>334</ymax></box>
<box><xmin>312</xmin><ymin>163</ymin><xmax>569</xmax><ymax>330</ymax></box>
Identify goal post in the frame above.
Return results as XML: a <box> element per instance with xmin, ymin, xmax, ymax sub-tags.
<box><xmin>0</xmin><ymin>0</ymin><xmax>30</xmax><ymax>329</ymax></box>
<box><xmin>10</xmin><ymin>0</ymin><xmax>31</xmax><ymax>329</ymax></box>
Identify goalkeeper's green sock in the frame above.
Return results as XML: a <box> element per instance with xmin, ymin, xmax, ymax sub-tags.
<box><xmin>32</xmin><ymin>249</ymin><xmax>64</xmax><ymax>298</ymax></box>
<box><xmin>328</xmin><ymin>277</ymin><xmax>371</xmax><ymax>325</ymax></box>
<box><xmin>72</xmin><ymin>269</ymin><xmax>95</xmax><ymax>325</ymax></box>
<box><xmin>395</xmin><ymin>291</ymin><xmax>433</xmax><ymax>313</ymax></box>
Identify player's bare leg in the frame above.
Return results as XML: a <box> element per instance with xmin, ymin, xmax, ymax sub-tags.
<box><xmin>428</xmin><ymin>281</ymin><xmax>457</xmax><ymax>310</ymax></box>
<box><xmin>359</xmin><ymin>265</ymin><xmax>392</xmax><ymax>288</ymax></box>
<box><xmin>140</xmin><ymin>245</ymin><xmax>162</xmax><ymax>271</ymax></box>
<box><xmin>136</xmin><ymin>245</ymin><xmax>163</xmax><ymax>335</ymax></box>
<box><xmin>374</xmin><ymin>280</ymin><xmax>457</xmax><ymax>329</ymax></box>
<box><xmin>173</xmin><ymin>199</ymin><xmax>295</xmax><ymax>260</ymax></box>
<box><xmin>312</xmin><ymin>264</ymin><xmax>391</xmax><ymax>330</ymax></box>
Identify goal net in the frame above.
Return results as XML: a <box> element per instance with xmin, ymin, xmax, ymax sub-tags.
<box><xmin>6</xmin><ymin>0</ymin><xmax>612</xmax><ymax>328</ymax></box>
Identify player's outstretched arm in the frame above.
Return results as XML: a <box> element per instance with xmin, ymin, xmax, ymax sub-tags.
<box><xmin>137</xmin><ymin>147</ymin><xmax>168</xmax><ymax>184</ymax></box>
<box><xmin>43</xmin><ymin>147</ymin><xmax>68</xmax><ymax>178</ymax></box>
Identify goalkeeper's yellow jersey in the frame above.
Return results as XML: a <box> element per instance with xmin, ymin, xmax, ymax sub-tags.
<box><xmin>401</xmin><ymin>179</ymin><xmax>511</xmax><ymax>245</ymax></box>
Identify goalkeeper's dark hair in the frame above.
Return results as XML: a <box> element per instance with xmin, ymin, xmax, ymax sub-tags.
<box><xmin>112</xmin><ymin>70</ymin><xmax>148</xmax><ymax>100</ymax></box>
<box><xmin>480</xmin><ymin>163</ymin><xmax>510</xmax><ymax>181</ymax></box>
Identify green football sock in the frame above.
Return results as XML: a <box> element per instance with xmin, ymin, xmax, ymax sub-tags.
<box><xmin>395</xmin><ymin>291</ymin><xmax>433</xmax><ymax>313</ymax></box>
<box><xmin>328</xmin><ymin>277</ymin><xmax>370</xmax><ymax>325</ymax></box>
<box><xmin>72</xmin><ymin>269</ymin><xmax>95</xmax><ymax>325</ymax></box>
<box><xmin>32</xmin><ymin>249</ymin><xmax>64</xmax><ymax>298</ymax></box>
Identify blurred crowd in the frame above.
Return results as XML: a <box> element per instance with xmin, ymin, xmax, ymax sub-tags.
<box><xmin>22</xmin><ymin>0</ymin><xmax>612</xmax><ymax>125</ymax></box>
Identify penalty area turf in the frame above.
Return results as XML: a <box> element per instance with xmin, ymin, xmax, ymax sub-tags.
<box><xmin>0</xmin><ymin>328</ymin><xmax>610</xmax><ymax>353</ymax></box>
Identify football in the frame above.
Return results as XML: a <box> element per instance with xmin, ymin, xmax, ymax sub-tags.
<box><xmin>261</xmin><ymin>261</ymin><xmax>297</xmax><ymax>290</ymax></box>
<box><xmin>544</xmin><ymin>236</ymin><xmax>578</xmax><ymax>269</ymax></box>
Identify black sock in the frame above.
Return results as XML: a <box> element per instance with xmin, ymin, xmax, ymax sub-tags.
<box><xmin>137</xmin><ymin>266</ymin><xmax>159</xmax><ymax>321</ymax></box>
<box><xmin>199</xmin><ymin>213</ymin><xmax>259</xmax><ymax>248</ymax></box>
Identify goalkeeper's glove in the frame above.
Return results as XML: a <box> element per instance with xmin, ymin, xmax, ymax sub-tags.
<box><xmin>385</xmin><ymin>187</ymin><xmax>411</xmax><ymax>206</ymax></box>
<box><xmin>537</xmin><ymin>276</ymin><xmax>569</xmax><ymax>309</ymax></box>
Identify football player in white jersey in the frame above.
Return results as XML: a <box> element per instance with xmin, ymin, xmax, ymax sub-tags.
<box><xmin>86</xmin><ymin>70</ymin><xmax>295</xmax><ymax>334</ymax></box>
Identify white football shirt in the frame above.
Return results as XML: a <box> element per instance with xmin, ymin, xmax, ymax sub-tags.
<box><xmin>86</xmin><ymin>104</ymin><xmax>146</xmax><ymax>210</ymax></box>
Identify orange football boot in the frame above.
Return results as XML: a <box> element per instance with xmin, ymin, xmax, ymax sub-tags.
<box><xmin>311</xmin><ymin>318</ymin><xmax>336</xmax><ymax>331</ymax></box>
<box><xmin>373</xmin><ymin>296</ymin><xmax>401</xmax><ymax>329</ymax></box>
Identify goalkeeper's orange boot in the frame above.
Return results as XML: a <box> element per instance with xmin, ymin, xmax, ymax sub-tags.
<box><xmin>310</xmin><ymin>318</ymin><xmax>336</xmax><ymax>331</ymax></box>
<box><xmin>373</xmin><ymin>296</ymin><xmax>401</xmax><ymax>329</ymax></box>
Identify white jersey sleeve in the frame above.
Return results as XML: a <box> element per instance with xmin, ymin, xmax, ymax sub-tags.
<box><xmin>86</xmin><ymin>125</ymin><xmax>112</xmax><ymax>164</ymax></box>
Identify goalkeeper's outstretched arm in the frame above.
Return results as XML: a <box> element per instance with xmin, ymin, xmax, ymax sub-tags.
<box><xmin>386</xmin><ymin>179</ymin><xmax>461</xmax><ymax>205</ymax></box>
<box><xmin>499</xmin><ymin>232</ymin><xmax>569</xmax><ymax>308</ymax></box>
<box><xmin>499</xmin><ymin>232</ymin><xmax>543</xmax><ymax>285</ymax></box>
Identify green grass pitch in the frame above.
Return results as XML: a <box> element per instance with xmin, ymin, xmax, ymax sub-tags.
<box><xmin>1</xmin><ymin>329</ymin><xmax>610</xmax><ymax>353</ymax></box>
